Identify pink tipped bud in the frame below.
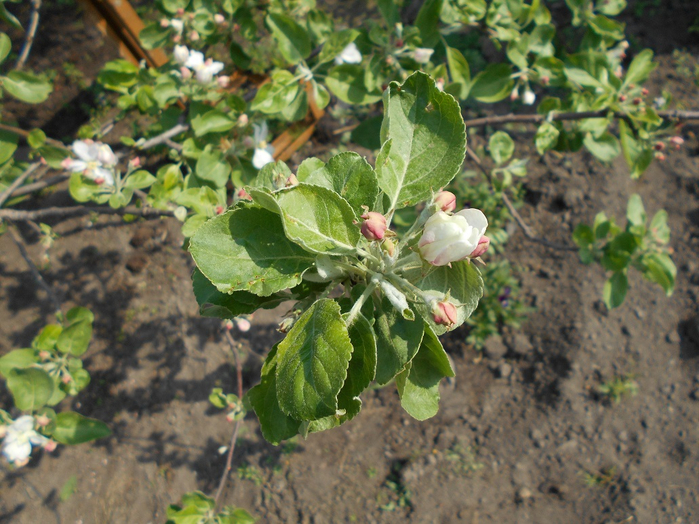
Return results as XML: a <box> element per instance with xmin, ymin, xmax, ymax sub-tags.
<box><xmin>215</xmin><ymin>205</ymin><xmax>225</xmax><ymax>215</ymax></box>
<box><xmin>619</xmin><ymin>94</ymin><xmax>627</xmax><ymax>102</ymax></box>
<box><xmin>360</xmin><ymin>212</ymin><xmax>387</xmax><ymax>241</ymax></box>
<box><xmin>43</xmin><ymin>440</ymin><xmax>58</xmax><ymax>452</ymax></box>
<box><xmin>39</xmin><ymin>350</ymin><xmax>51</xmax><ymax>360</ymax></box>
<box><xmin>160</xmin><ymin>18</ymin><xmax>170</xmax><ymax>28</ymax></box>
<box><xmin>217</xmin><ymin>75</ymin><xmax>230</xmax><ymax>88</ymax></box>
<box><xmin>654</xmin><ymin>142</ymin><xmax>665</xmax><ymax>151</ymax></box>
<box><xmin>36</xmin><ymin>415</ymin><xmax>50</xmax><ymax>427</ymax></box>
<box><xmin>130</xmin><ymin>156</ymin><xmax>141</xmax><ymax>167</ymax></box>
<box><xmin>172</xmin><ymin>34</ymin><xmax>181</xmax><ymax>43</ymax></box>
<box><xmin>226</xmin><ymin>412</ymin><xmax>235</xmax><ymax>422</ymax></box>
<box><xmin>285</xmin><ymin>174</ymin><xmax>299</xmax><ymax>187</ymax></box>
<box><xmin>633</xmin><ymin>97</ymin><xmax>642</xmax><ymax>105</ymax></box>
<box><xmin>470</xmin><ymin>235</ymin><xmax>490</xmax><ymax>259</ymax></box>
<box><xmin>189</xmin><ymin>30</ymin><xmax>199</xmax><ymax>41</ymax></box>
<box><xmin>61</xmin><ymin>157</ymin><xmax>73</xmax><ymax>169</ymax></box>
<box><xmin>235</xmin><ymin>318</ymin><xmax>251</xmax><ymax>332</ymax></box>
<box><xmin>435</xmin><ymin>78</ymin><xmax>445</xmax><ymax>92</ymax></box>
<box><xmin>540</xmin><ymin>75</ymin><xmax>550</xmax><ymax>86</ymax></box>
<box><xmin>432</xmin><ymin>301</ymin><xmax>458</xmax><ymax>327</ymax></box>
<box><xmin>655</xmin><ymin>152</ymin><xmax>666</xmax><ymax>161</ymax></box>
<box><xmin>40</xmin><ymin>157</ymin><xmax>47</xmax><ymax>165</ymax></box>
<box><xmin>0</xmin><ymin>426</ymin><xmax>6</xmax><ymax>439</ymax></box>
<box><xmin>238</xmin><ymin>114</ymin><xmax>249</xmax><ymax>126</ymax></box>
<box><xmin>510</xmin><ymin>87</ymin><xmax>519</xmax><ymax>101</ymax></box>
<box><xmin>237</xmin><ymin>188</ymin><xmax>252</xmax><ymax>201</ymax></box>
<box><xmin>62</xmin><ymin>374</ymin><xmax>72</xmax><ymax>384</ymax></box>
<box><xmin>214</xmin><ymin>13</ymin><xmax>225</xmax><ymax>24</ymax></box>
<box><xmin>176</xmin><ymin>8</ymin><xmax>185</xmax><ymax>15</ymax></box>
<box><xmin>224</xmin><ymin>319</ymin><xmax>234</xmax><ymax>330</ymax></box>
<box><xmin>641</xmin><ymin>88</ymin><xmax>649</xmax><ymax>96</ymax></box>
<box><xmin>670</xmin><ymin>136</ymin><xmax>684</xmax><ymax>145</ymax></box>
<box><xmin>434</xmin><ymin>190</ymin><xmax>456</xmax><ymax>213</ymax></box>
<box><xmin>94</xmin><ymin>177</ymin><xmax>105</xmax><ymax>185</ymax></box>
<box><xmin>180</xmin><ymin>66</ymin><xmax>192</xmax><ymax>79</ymax></box>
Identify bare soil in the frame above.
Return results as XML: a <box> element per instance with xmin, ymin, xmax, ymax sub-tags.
<box><xmin>1</xmin><ymin>1</ymin><xmax>699</xmax><ymax>523</ymax></box>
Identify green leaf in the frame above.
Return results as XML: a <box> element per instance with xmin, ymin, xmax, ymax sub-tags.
<box><xmin>317</xmin><ymin>29</ymin><xmax>360</xmax><ymax>64</ymax></box>
<box><xmin>195</xmin><ymin>149</ymin><xmax>231</xmax><ymax>187</ymax></box>
<box><xmin>7</xmin><ymin>368</ymin><xmax>54</xmax><ymax>411</ymax></box>
<box><xmin>27</xmin><ymin>129</ymin><xmax>46</xmax><ymax>149</ymax></box>
<box><xmin>626</xmin><ymin>193</ymin><xmax>646</xmax><ymax>227</ymax></box>
<box><xmin>2</xmin><ymin>71</ymin><xmax>52</xmax><ymax>104</ymax></box>
<box><xmin>53</xmin><ymin>412</ymin><xmax>111</xmax><ymax>445</ymax></box>
<box><xmin>535</xmin><ymin>122</ymin><xmax>560</xmax><ymax>155</ymax></box>
<box><xmin>572</xmin><ymin>224</ymin><xmax>594</xmax><ymax>248</ymax></box>
<box><xmin>396</xmin><ymin>326</ymin><xmax>453</xmax><ymax>421</ymax></box>
<box><xmin>139</xmin><ymin>23</ymin><xmax>170</xmax><ymax>50</ymax></box>
<box><xmin>641</xmin><ymin>252</ymin><xmax>676</xmax><ymax>296</ymax></box>
<box><xmin>596</xmin><ymin>0</ymin><xmax>626</xmax><ymax>16</ymax></box>
<box><xmin>56</xmin><ymin>320</ymin><xmax>92</xmax><ymax>356</ymax></box>
<box><xmin>0</xmin><ymin>4</ymin><xmax>21</xmax><ymax>30</ymax></box>
<box><xmin>191</xmin><ymin>110</ymin><xmax>235</xmax><ymax>136</ymax></box>
<box><xmin>326</xmin><ymin>64</ymin><xmax>383</xmax><ymax>105</ymax></box>
<box><xmin>649</xmin><ymin>210</ymin><xmax>670</xmax><ymax>244</ymax></box>
<box><xmin>229</xmin><ymin>41</ymin><xmax>252</xmax><ymax>70</ymax></box>
<box><xmin>124</xmin><ymin>170</ymin><xmax>156</xmax><ymax>189</ymax></box>
<box><xmin>444</xmin><ymin>46</ymin><xmax>471</xmax><ymax>99</ymax></box>
<box><xmin>377</xmin><ymin>0</ymin><xmax>400</xmax><ymax>26</ymax></box>
<box><xmin>583</xmin><ymin>132</ymin><xmax>620</xmax><ymax>163</ymax></box>
<box><xmin>275</xmin><ymin>184</ymin><xmax>361</xmax><ymax>255</ymax></box>
<box><xmin>97</xmin><ymin>60</ymin><xmax>139</xmax><ymax>93</ymax></box>
<box><xmin>250</xmin><ymin>71</ymin><xmax>300</xmax><ymax>114</ymax></box>
<box><xmin>0</xmin><ymin>349</ymin><xmax>39</xmax><ymax>377</ymax></box>
<box><xmin>302</xmin><ymin>152</ymin><xmax>379</xmax><ymax>215</ymax></box>
<box><xmin>374</xmin><ymin>297</ymin><xmax>424</xmax><ymax>385</ymax></box>
<box><xmin>189</xmin><ymin>205</ymin><xmax>314</xmax><ymax>296</ymax></box>
<box><xmin>33</xmin><ymin>324</ymin><xmax>62</xmax><ymax>350</ymax></box>
<box><xmin>588</xmin><ymin>15</ymin><xmax>625</xmax><ymax>41</ymax></box>
<box><xmin>414</xmin><ymin>0</ymin><xmax>443</xmax><ymax>48</ymax></box>
<box><xmin>565</xmin><ymin>67</ymin><xmax>602</xmax><ymax>88</ymax></box>
<box><xmin>192</xmin><ymin>267</ymin><xmax>287</xmax><ymax>318</ymax></box>
<box><xmin>297</xmin><ymin>158</ymin><xmax>325</xmax><ymax>181</ymax></box>
<box><xmin>603</xmin><ymin>271</ymin><xmax>628</xmax><ymax>309</ymax></box>
<box><xmin>623</xmin><ymin>49</ymin><xmax>655</xmax><ymax>88</ymax></box>
<box><xmin>266</xmin><ymin>13</ymin><xmax>311</xmax><ymax>65</ymax></box>
<box><xmin>377</xmin><ymin>72</ymin><xmax>466</xmax><ymax>211</ymax></box>
<box><xmin>489</xmin><ymin>131</ymin><xmax>515</xmax><ymax>165</ymax></box>
<box><xmin>0</xmin><ymin>127</ymin><xmax>18</xmax><ymax>164</ymax></box>
<box><xmin>350</xmin><ymin>115</ymin><xmax>383</xmax><ymax>151</ymax></box>
<box><xmin>59</xmin><ymin>475</ymin><xmax>78</xmax><ymax>502</ymax></box>
<box><xmin>342</xmin><ymin>313</ymin><xmax>377</xmax><ymax>398</ymax></box>
<box><xmin>469</xmin><ymin>64</ymin><xmax>513</xmax><ymax>103</ymax></box>
<box><xmin>276</xmin><ymin>299</ymin><xmax>353</xmax><ymax>421</ymax></box>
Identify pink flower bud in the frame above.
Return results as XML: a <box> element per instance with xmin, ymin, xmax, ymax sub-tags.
<box><xmin>641</xmin><ymin>88</ymin><xmax>649</xmax><ymax>96</ymax></box>
<box><xmin>172</xmin><ymin>34</ymin><xmax>181</xmax><ymax>43</ymax></box>
<box><xmin>94</xmin><ymin>177</ymin><xmax>105</xmax><ymax>185</ymax></box>
<box><xmin>235</xmin><ymin>318</ymin><xmax>251</xmax><ymax>332</ymax></box>
<box><xmin>130</xmin><ymin>156</ymin><xmax>141</xmax><ymax>167</ymax></box>
<box><xmin>540</xmin><ymin>75</ymin><xmax>550</xmax><ymax>86</ymax></box>
<box><xmin>224</xmin><ymin>319</ymin><xmax>234</xmax><ymax>330</ymax></box>
<box><xmin>360</xmin><ymin>212</ymin><xmax>387</xmax><ymax>241</ymax></box>
<box><xmin>432</xmin><ymin>301</ymin><xmax>458</xmax><ymax>327</ymax></box>
<box><xmin>237</xmin><ymin>188</ymin><xmax>252</xmax><ymax>201</ymax></box>
<box><xmin>176</xmin><ymin>8</ymin><xmax>185</xmax><ymax>15</ymax></box>
<box><xmin>238</xmin><ymin>114</ymin><xmax>249</xmax><ymax>126</ymax></box>
<box><xmin>226</xmin><ymin>412</ymin><xmax>236</xmax><ymax>422</ymax></box>
<box><xmin>180</xmin><ymin>66</ymin><xmax>192</xmax><ymax>79</ymax></box>
<box><xmin>434</xmin><ymin>191</ymin><xmax>456</xmax><ymax>213</ymax></box>
<box><xmin>39</xmin><ymin>350</ymin><xmax>51</xmax><ymax>360</ymax></box>
<box><xmin>469</xmin><ymin>235</ymin><xmax>490</xmax><ymax>259</ymax></box>
<box><xmin>36</xmin><ymin>415</ymin><xmax>50</xmax><ymax>427</ymax></box>
<box><xmin>510</xmin><ymin>87</ymin><xmax>519</xmax><ymax>101</ymax></box>
<box><xmin>619</xmin><ymin>94</ymin><xmax>627</xmax><ymax>101</ymax></box>
<box><xmin>670</xmin><ymin>136</ymin><xmax>684</xmax><ymax>145</ymax></box>
<box><xmin>160</xmin><ymin>18</ymin><xmax>170</xmax><ymax>28</ymax></box>
<box><xmin>655</xmin><ymin>152</ymin><xmax>666</xmax><ymax>161</ymax></box>
<box><xmin>62</xmin><ymin>374</ymin><xmax>72</xmax><ymax>384</ymax></box>
<box><xmin>40</xmin><ymin>157</ymin><xmax>47</xmax><ymax>165</ymax></box>
<box><xmin>43</xmin><ymin>440</ymin><xmax>57</xmax><ymax>452</ymax></box>
<box><xmin>215</xmin><ymin>205</ymin><xmax>225</xmax><ymax>215</ymax></box>
<box><xmin>214</xmin><ymin>14</ymin><xmax>225</xmax><ymax>24</ymax></box>
<box><xmin>654</xmin><ymin>142</ymin><xmax>665</xmax><ymax>151</ymax></box>
<box><xmin>61</xmin><ymin>157</ymin><xmax>73</xmax><ymax>169</ymax></box>
<box><xmin>189</xmin><ymin>30</ymin><xmax>199</xmax><ymax>41</ymax></box>
<box><xmin>217</xmin><ymin>75</ymin><xmax>230</xmax><ymax>88</ymax></box>
<box><xmin>633</xmin><ymin>97</ymin><xmax>642</xmax><ymax>105</ymax></box>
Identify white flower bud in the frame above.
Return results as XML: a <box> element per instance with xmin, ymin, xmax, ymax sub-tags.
<box><xmin>413</xmin><ymin>47</ymin><xmax>434</xmax><ymax>64</ymax></box>
<box><xmin>419</xmin><ymin>209</ymin><xmax>488</xmax><ymax>266</ymax></box>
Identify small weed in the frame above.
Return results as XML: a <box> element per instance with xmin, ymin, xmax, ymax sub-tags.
<box><xmin>581</xmin><ymin>466</ymin><xmax>617</xmax><ymax>487</ymax></box>
<box><xmin>60</xmin><ymin>475</ymin><xmax>78</xmax><ymax>502</ymax></box>
<box><xmin>378</xmin><ymin>463</ymin><xmax>412</xmax><ymax>512</ymax></box>
<box><xmin>281</xmin><ymin>437</ymin><xmax>298</xmax><ymax>455</ymax></box>
<box><xmin>445</xmin><ymin>443</ymin><xmax>484</xmax><ymax>476</ymax></box>
<box><xmin>672</xmin><ymin>50</ymin><xmax>699</xmax><ymax>87</ymax></box>
<box><xmin>598</xmin><ymin>375</ymin><xmax>638</xmax><ymax>404</ymax></box>
<box><xmin>62</xmin><ymin>62</ymin><xmax>88</xmax><ymax>89</ymax></box>
<box><xmin>366</xmin><ymin>467</ymin><xmax>377</xmax><ymax>478</ymax></box>
<box><xmin>237</xmin><ymin>463</ymin><xmax>264</xmax><ymax>486</ymax></box>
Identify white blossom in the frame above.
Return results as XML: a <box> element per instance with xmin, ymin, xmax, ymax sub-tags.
<box><xmin>334</xmin><ymin>42</ymin><xmax>362</xmax><ymax>65</ymax></box>
<box><xmin>173</xmin><ymin>44</ymin><xmax>190</xmax><ymax>64</ymax></box>
<box><xmin>522</xmin><ymin>87</ymin><xmax>536</xmax><ymax>105</ymax></box>
<box><xmin>252</xmin><ymin>122</ymin><xmax>275</xmax><ymax>169</ymax></box>
<box><xmin>413</xmin><ymin>47</ymin><xmax>434</xmax><ymax>64</ymax></box>
<box><xmin>63</xmin><ymin>139</ymin><xmax>117</xmax><ymax>186</ymax></box>
<box><xmin>169</xmin><ymin>19</ymin><xmax>184</xmax><ymax>34</ymax></box>
<box><xmin>1</xmin><ymin>416</ymin><xmax>48</xmax><ymax>467</ymax></box>
<box><xmin>419</xmin><ymin>209</ymin><xmax>488</xmax><ymax>266</ymax></box>
<box><xmin>184</xmin><ymin>50</ymin><xmax>204</xmax><ymax>69</ymax></box>
<box><xmin>194</xmin><ymin>58</ymin><xmax>224</xmax><ymax>84</ymax></box>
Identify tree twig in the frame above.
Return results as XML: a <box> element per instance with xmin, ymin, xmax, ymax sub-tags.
<box><xmin>15</xmin><ymin>0</ymin><xmax>41</xmax><ymax>70</ymax></box>
<box><xmin>0</xmin><ymin>205</ymin><xmax>174</xmax><ymax>222</ymax></box>
<box><xmin>463</xmin><ymin>109</ymin><xmax>699</xmax><ymax>128</ymax></box>
<box><xmin>8</xmin><ymin>225</ymin><xmax>61</xmax><ymax>316</ymax></box>
<box><xmin>214</xmin><ymin>329</ymin><xmax>245</xmax><ymax>509</ymax></box>
<box><xmin>0</xmin><ymin>123</ymin><xmax>65</xmax><ymax>148</ymax></box>
<box><xmin>10</xmin><ymin>173</ymin><xmax>69</xmax><ymax>198</ymax></box>
<box><xmin>0</xmin><ymin>163</ymin><xmax>41</xmax><ymax>207</ymax></box>
<box><xmin>138</xmin><ymin>123</ymin><xmax>190</xmax><ymax>150</ymax></box>
<box><xmin>466</xmin><ymin>147</ymin><xmax>578</xmax><ymax>252</ymax></box>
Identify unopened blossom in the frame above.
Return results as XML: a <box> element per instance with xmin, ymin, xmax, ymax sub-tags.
<box><xmin>360</xmin><ymin>212</ymin><xmax>387</xmax><ymax>241</ymax></box>
<box><xmin>217</xmin><ymin>75</ymin><xmax>230</xmax><ymax>88</ymax></box>
<box><xmin>252</xmin><ymin>122</ymin><xmax>275</xmax><ymax>169</ymax></box>
<box><xmin>419</xmin><ymin>209</ymin><xmax>488</xmax><ymax>266</ymax></box>
<box><xmin>63</xmin><ymin>140</ymin><xmax>116</xmax><ymax>186</ymax></box>
<box><xmin>435</xmin><ymin>77</ymin><xmax>445</xmax><ymax>91</ymax></box>
<box><xmin>432</xmin><ymin>300</ymin><xmax>458</xmax><ymax>327</ymax></box>
<box><xmin>169</xmin><ymin>19</ymin><xmax>184</xmax><ymax>34</ymax></box>
<box><xmin>413</xmin><ymin>47</ymin><xmax>434</xmax><ymax>64</ymax></box>
<box><xmin>522</xmin><ymin>87</ymin><xmax>536</xmax><ymax>105</ymax></box>
<box><xmin>670</xmin><ymin>136</ymin><xmax>684</xmax><ymax>146</ymax></box>
<box><xmin>237</xmin><ymin>188</ymin><xmax>252</xmax><ymax>201</ymax></box>
<box><xmin>180</xmin><ymin>66</ymin><xmax>192</xmax><ymax>79</ymax></box>
<box><xmin>1</xmin><ymin>416</ymin><xmax>50</xmax><ymax>467</ymax></box>
<box><xmin>189</xmin><ymin>30</ymin><xmax>200</xmax><ymax>41</ymax></box>
<box><xmin>510</xmin><ymin>86</ymin><xmax>519</xmax><ymax>101</ymax></box>
<box><xmin>214</xmin><ymin>13</ymin><xmax>225</xmax><ymax>24</ymax></box>
<box><xmin>434</xmin><ymin>190</ymin><xmax>456</xmax><ymax>213</ymax></box>
<box><xmin>235</xmin><ymin>317</ymin><xmax>251</xmax><ymax>332</ymax></box>
<box><xmin>173</xmin><ymin>44</ymin><xmax>189</xmax><ymax>64</ymax></box>
<box><xmin>470</xmin><ymin>235</ymin><xmax>490</xmax><ymax>259</ymax></box>
<box><xmin>334</xmin><ymin>42</ymin><xmax>362</xmax><ymax>65</ymax></box>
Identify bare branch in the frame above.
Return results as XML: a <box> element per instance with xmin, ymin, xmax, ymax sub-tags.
<box><xmin>8</xmin><ymin>225</ymin><xmax>61</xmax><ymax>316</ymax></box>
<box><xmin>0</xmin><ymin>163</ymin><xmax>42</xmax><ymax>207</ymax></box>
<box><xmin>10</xmin><ymin>173</ymin><xmax>69</xmax><ymax>198</ymax></box>
<box><xmin>466</xmin><ymin>147</ymin><xmax>578</xmax><ymax>252</ymax></box>
<box><xmin>464</xmin><ymin>109</ymin><xmax>699</xmax><ymax>128</ymax></box>
<box><xmin>0</xmin><ymin>205</ymin><xmax>174</xmax><ymax>222</ymax></box>
<box><xmin>214</xmin><ymin>329</ymin><xmax>245</xmax><ymax>509</ymax></box>
<box><xmin>15</xmin><ymin>0</ymin><xmax>41</xmax><ymax>70</ymax></box>
<box><xmin>138</xmin><ymin>123</ymin><xmax>190</xmax><ymax>150</ymax></box>
<box><xmin>0</xmin><ymin>123</ymin><xmax>65</xmax><ymax>148</ymax></box>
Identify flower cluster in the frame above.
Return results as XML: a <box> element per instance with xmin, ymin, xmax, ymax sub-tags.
<box><xmin>62</xmin><ymin>139</ymin><xmax>117</xmax><ymax>186</ymax></box>
<box><xmin>251</xmin><ymin>121</ymin><xmax>275</xmax><ymax>169</ymax></box>
<box><xmin>1</xmin><ymin>416</ymin><xmax>56</xmax><ymax>468</ymax></box>
<box><xmin>173</xmin><ymin>46</ymin><xmax>226</xmax><ymax>85</ymax></box>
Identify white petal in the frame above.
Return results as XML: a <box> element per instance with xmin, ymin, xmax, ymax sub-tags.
<box><xmin>12</xmin><ymin>416</ymin><xmax>35</xmax><ymax>433</ymax></box>
<box><xmin>3</xmin><ymin>439</ymin><xmax>31</xmax><ymax>463</ymax></box>
<box><xmin>339</xmin><ymin>43</ymin><xmax>362</xmax><ymax>64</ymax></box>
<box><xmin>252</xmin><ymin>148</ymin><xmax>274</xmax><ymax>169</ymax></box>
<box><xmin>72</xmin><ymin>140</ymin><xmax>95</xmax><ymax>162</ymax></box>
<box><xmin>173</xmin><ymin>45</ymin><xmax>190</xmax><ymax>64</ymax></box>
<box><xmin>184</xmin><ymin>51</ymin><xmax>204</xmax><ymax>69</ymax></box>
<box><xmin>455</xmin><ymin>208</ymin><xmax>488</xmax><ymax>236</ymax></box>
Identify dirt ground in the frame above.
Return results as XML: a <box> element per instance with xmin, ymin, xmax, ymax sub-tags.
<box><xmin>1</xmin><ymin>1</ymin><xmax>699</xmax><ymax>523</ymax></box>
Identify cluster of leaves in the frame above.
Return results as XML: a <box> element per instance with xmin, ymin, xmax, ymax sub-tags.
<box><xmin>0</xmin><ymin>308</ymin><xmax>110</xmax><ymax>459</ymax></box>
<box><xmin>573</xmin><ymin>193</ymin><xmax>675</xmax><ymax>308</ymax></box>
<box><xmin>166</xmin><ymin>491</ymin><xmax>254</xmax><ymax>524</ymax></box>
